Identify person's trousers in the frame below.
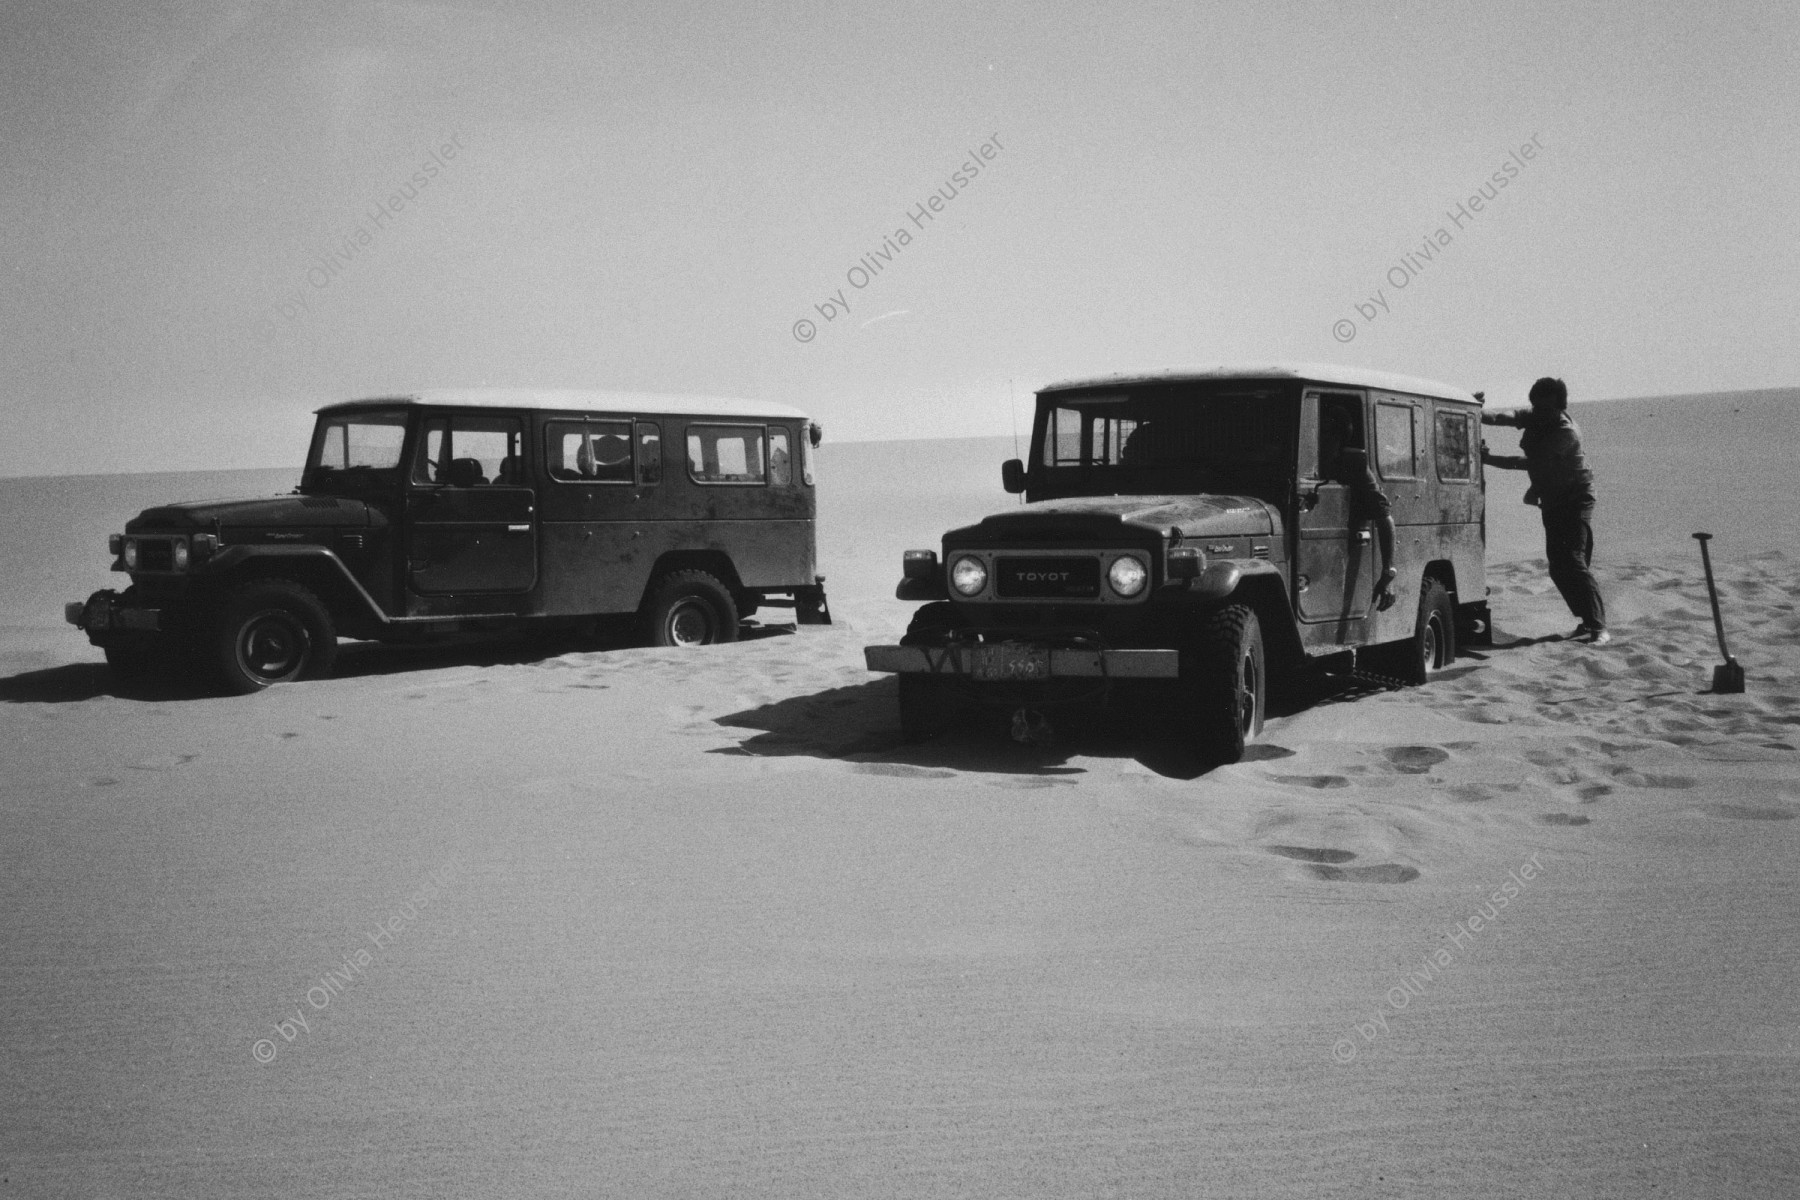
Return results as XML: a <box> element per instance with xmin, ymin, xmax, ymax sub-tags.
<box><xmin>1542</xmin><ymin>504</ymin><xmax>1605</xmax><ymax>629</ymax></box>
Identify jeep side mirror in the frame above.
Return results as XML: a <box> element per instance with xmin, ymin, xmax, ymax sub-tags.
<box><xmin>807</xmin><ymin>422</ymin><xmax>823</xmax><ymax>449</ymax></box>
<box><xmin>1001</xmin><ymin>458</ymin><xmax>1025</xmax><ymax>494</ymax></box>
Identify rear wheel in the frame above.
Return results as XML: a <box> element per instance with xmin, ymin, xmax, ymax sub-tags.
<box><xmin>1188</xmin><ymin>604</ymin><xmax>1266</xmax><ymax>765</ymax></box>
<box><xmin>643</xmin><ymin>570</ymin><xmax>739</xmax><ymax>647</ymax></box>
<box><xmin>1398</xmin><ymin>578</ymin><xmax>1455</xmax><ymax>685</ymax></box>
<box><xmin>213</xmin><ymin>579</ymin><xmax>338</xmax><ymax>694</ymax></box>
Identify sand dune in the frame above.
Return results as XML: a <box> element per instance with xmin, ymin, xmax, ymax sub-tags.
<box><xmin>2</xmin><ymin>389</ymin><xmax>1797</xmax><ymax>1197</ymax></box>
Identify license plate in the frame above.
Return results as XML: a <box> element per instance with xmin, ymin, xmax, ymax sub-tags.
<box><xmin>969</xmin><ymin>644</ymin><xmax>1050</xmax><ymax>682</ymax></box>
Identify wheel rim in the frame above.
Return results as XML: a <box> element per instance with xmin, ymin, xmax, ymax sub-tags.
<box><xmin>1422</xmin><ymin>614</ymin><xmax>1446</xmax><ymax>673</ymax></box>
<box><xmin>236</xmin><ymin>609</ymin><xmax>308</xmax><ymax>683</ymax></box>
<box><xmin>1238</xmin><ymin>648</ymin><xmax>1261</xmax><ymax>735</ymax></box>
<box><xmin>666</xmin><ymin>599</ymin><xmax>714</xmax><ymax>647</ymax></box>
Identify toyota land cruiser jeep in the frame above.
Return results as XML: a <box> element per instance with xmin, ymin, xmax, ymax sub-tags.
<box><xmin>68</xmin><ymin>390</ymin><xmax>830</xmax><ymax>693</ymax></box>
<box><xmin>863</xmin><ymin>365</ymin><xmax>1490</xmax><ymax>762</ymax></box>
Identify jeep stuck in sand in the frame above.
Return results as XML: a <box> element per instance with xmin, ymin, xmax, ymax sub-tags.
<box><xmin>68</xmin><ymin>389</ymin><xmax>830</xmax><ymax>693</ymax></box>
<box><xmin>863</xmin><ymin>365</ymin><xmax>1491</xmax><ymax>762</ymax></box>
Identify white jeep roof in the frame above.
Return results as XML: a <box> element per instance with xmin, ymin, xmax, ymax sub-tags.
<box><xmin>317</xmin><ymin>388</ymin><xmax>811</xmax><ymax>420</ymax></box>
<box><xmin>1038</xmin><ymin>362</ymin><xmax>1480</xmax><ymax>404</ymax></box>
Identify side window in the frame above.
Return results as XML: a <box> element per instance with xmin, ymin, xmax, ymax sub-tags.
<box><xmin>687</xmin><ymin>424</ymin><xmax>766</xmax><ymax>484</ymax></box>
<box><xmin>1314</xmin><ymin>392</ymin><xmax>1367</xmax><ymax>479</ymax></box>
<box><xmin>769</xmin><ymin>428</ymin><xmax>792</xmax><ymax>485</ymax></box>
<box><xmin>545</xmin><ymin>420</ymin><xmax>632</xmax><ymax>483</ymax></box>
<box><xmin>635</xmin><ymin>422</ymin><xmax>662</xmax><ymax>486</ymax></box>
<box><xmin>1044</xmin><ymin>406</ymin><xmax>1084</xmax><ymax>466</ymax></box>
<box><xmin>414</xmin><ymin>416</ymin><xmax>523</xmax><ymax>486</ymax></box>
<box><xmin>1436</xmin><ymin>409</ymin><xmax>1474</xmax><ymax>481</ymax></box>
<box><xmin>1374</xmin><ymin>401</ymin><xmax>1417</xmax><ymax>479</ymax></box>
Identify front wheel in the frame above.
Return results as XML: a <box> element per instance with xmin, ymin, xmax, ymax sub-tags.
<box><xmin>896</xmin><ymin>601</ymin><xmax>966</xmax><ymax>741</ymax></box>
<box><xmin>898</xmin><ymin>675</ymin><xmax>953</xmax><ymax>743</ymax></box>
<box><xmin>213</xmin><ymin>579</ymin><xmax>338</xmax><ymax>694</ymax></box>
<box><xmin>104</xmin><ymin>637</ymin><xmax>174</xmax><ymax>685</ymax></box>
<box><xmin>1188</xmin><ymin>604</ymin><xmax>1266</xmax><ymax>765</ymax></box>
<box><xmin>643</xmin><ymin>570</ymin><xmax>740</xmax><ymax>647</ymax></box>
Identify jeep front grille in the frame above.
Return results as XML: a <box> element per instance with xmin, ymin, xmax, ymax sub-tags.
<box><xmin>137</xmin><ymin>537</ymin><xmax>176</xmax><ymax>572</ymax></box>
<box><xmin>994</xmin><ymin>556</ymin><xmax>1100</xmax><ymax>599</ymax></box>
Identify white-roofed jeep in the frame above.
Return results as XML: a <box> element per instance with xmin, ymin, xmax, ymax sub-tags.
<box><xmin>863</xmin><ymin>365</ymin><xmax>1490</xmax><ymax>762</ymax></box>
<box><xmin>68</xmin><ymin>389</ymin><xmax>829</xmax><ymax>693</ymax></box>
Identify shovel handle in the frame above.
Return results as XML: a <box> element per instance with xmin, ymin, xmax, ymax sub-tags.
<box><xmin>1691</xmin><ymin>532</ymin><xmax>1734</xmax><ymax>662</ymax></box>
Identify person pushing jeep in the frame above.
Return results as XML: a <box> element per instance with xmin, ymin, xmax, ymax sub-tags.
<box><xmin>1481</xmin><ymin>376</ymin><xmax>1609</xmax><ymax>644</ymax></box>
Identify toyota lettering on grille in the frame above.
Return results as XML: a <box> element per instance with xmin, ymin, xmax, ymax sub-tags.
<box><xmin>994</xmin><ymin>556</ymin><xmax>1100</xmax><ymax>598</ymax></box>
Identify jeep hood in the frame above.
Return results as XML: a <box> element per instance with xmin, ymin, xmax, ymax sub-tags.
<box><xmin>126</xmin><ymin>495</ymin><xmax>373</xmax><ymax>531</ymax></box>
<box><xmin>948</xmin><ymin>494</ymin><xmax>1277</xmax><ymax>543</ymax></box>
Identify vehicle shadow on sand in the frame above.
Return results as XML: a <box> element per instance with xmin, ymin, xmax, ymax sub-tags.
<box><xmin>0</xmin><ymin>622</ymin><xmax>798</xmax><ymax>705</ymax></box>
<box><xmin>710</xmin><ymin>668</ymin><xmax>1402</xmax><ymax>782</ymax></box>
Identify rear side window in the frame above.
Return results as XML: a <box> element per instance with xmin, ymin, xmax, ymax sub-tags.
<box><xmin>687</xmin><ymin>424</ymin><xmax>767</xmax><ymax>484</ymax></box>
<box><xmin>1374</xmin><ymin>401</ymin><xmax>1417</xmax><ymax>479</ymax></box>
<box><xmin>635</xmin><ymin>422</ymin><xmax>662</xmax><ymax>485</ymax></box>
<box><xmin>545</xmin><ymin>420</ymin><xmax>633</xmax><ymax>483</ymax></box>
<box><xmin>1436</xmin><ymin>409</ymin><xmax>1475</xmax><ymax>481</ymax></box>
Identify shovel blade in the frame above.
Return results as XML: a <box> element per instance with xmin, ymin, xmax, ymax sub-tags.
<box><xmin>1711</xmin><ymin>660</ymin><xmax>1746</xmax><ymax>694</ymax></box>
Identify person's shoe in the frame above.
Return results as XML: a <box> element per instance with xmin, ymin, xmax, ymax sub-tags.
<box><xmin>1567</xmin><ymin>622</ymin><xmax>1594</xmax><ymax>640</ymax></box>
<box><xmin>1586</xmin><ymin>627</ymin><xmax>1612</xmax><ymax>646</ymax></box>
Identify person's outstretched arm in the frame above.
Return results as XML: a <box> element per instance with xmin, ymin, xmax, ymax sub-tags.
<box><xmin>1481</xmin><ymin>444</ymin><xmax>1528</xmax><ymax>470</ymax></box>
<box><xmin>1372</xmin><ymin>511</ymin><xmax>1398</xmax><ymax>611</ymax></box>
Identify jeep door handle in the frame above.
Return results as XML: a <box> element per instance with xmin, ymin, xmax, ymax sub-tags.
<box><xmin>506</xmin><ymin>524</ymin><xmax>531</xmax><ymax>534</ymax></box>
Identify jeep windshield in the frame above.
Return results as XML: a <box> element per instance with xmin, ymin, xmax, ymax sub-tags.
<box><xmin>302</xmin><ymin>411</ymin><xmax>408</xmax><ymax>494</ymax></box>
<box><xmin>1032</xmin><ymin>384</ymin><xmax>1296</xmax><ymax>500</ymax></box>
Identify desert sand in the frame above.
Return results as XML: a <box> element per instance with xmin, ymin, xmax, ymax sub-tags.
<box><xmin>2</xmin><ymin>390</ymin><xmax>1797</xmax><ymax>1198</ymax></box>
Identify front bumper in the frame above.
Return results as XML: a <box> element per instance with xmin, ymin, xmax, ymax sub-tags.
<box><xmin>864</xmin><ymin>643</ymin><xmax>1179</xmax><ymax>679</ymax></box>
<box><xmin>68</xmin><ymin>590</ymin><xmax>161</xmax><ymax>640</ymax></box>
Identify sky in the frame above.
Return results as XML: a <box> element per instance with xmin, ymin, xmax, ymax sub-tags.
<box><xmin>1</xmin><ymin>0</ymin><xmax>1796</xmax><ymax>476</ymax></box>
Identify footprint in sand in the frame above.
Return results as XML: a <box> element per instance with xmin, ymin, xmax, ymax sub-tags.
<box><xmin>1705</xmin><ymin>804</ymin><xmax>1795</xmax><ymax>821</ymax></box>
<box><xmin>1539</xmin><ymin>813</ymin><xmax>1592</xmax><ymax>826</ymax></box>
<box><xmin>88</xmin><ymin>777</ymin><xmax>121</xmax><ymax>788</ymax></box>
<box><xmin>1267</xmin><ymin>845</ymin><xmax>1357</xmax><ymax>864</ymax></box>
<box><xmin>1309</xmin><ymin>863</ymin><xmax>1420</xmax><ymax>883</ymax></box>
<box><xmin>849</xmin><ymin>763</ymin><xmax>958</xmax><ymax>779</ymax></box>
<box><xmin>1385</xmin><ymin>746</ymin><xmax>1450</xmax><ymax>775</ymax></box>
<box><xmin>1271</xmin><ymin>774</ymin><xmax>1352</xmax><ymax>789</ymax></box>
<box><xmin>1607</xmin><ymin>766</ymin><xmax>1697</xmax><ymax>789</ymax></box>
<box><xmin>129</xmin><ymin>753</ymin><xmax>198</xmax><ymax>771</ymax></box>
<box><xmin>1445</xmin><ymin>784</ymin><xmax>1491</xmax><ymax>803</ymax></box>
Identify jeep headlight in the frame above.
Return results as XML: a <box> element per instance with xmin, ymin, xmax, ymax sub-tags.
<box><xmin>1108</xmin><ymin>555</ymin><xmax>1148</xmax><ymax>597</ymax></box>
<box><xmin>950</xmin><ymin>555</ymin><xmax>988</xmax><ymax>597</ymax></box>
<box><xmin>122</xmin><ymin>538</ymin><xmax>138</xmax><ymax>570</ymax></box>
<box><xmin>172</xmin><ymin>539</ymin><xmax>190</xmax><ymax>570</ymax></box>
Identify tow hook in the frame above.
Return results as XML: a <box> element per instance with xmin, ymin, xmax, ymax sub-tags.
<box><xmin>1010</xmin><ymin>707</ymin><xmax>1055</xmax><ymax>746</ymax></box>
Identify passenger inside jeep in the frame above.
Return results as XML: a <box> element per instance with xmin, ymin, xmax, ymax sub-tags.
<box><xmin>549</xmin><ymin>422</ymin><xmax>633</xmax><ymax>482</ymax></box>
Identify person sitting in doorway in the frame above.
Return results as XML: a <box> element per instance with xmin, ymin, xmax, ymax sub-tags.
<box><xmin>1319</xmin><ymin>401</ymin><xmax>1398</xmax><ymax>613</ymax></box>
